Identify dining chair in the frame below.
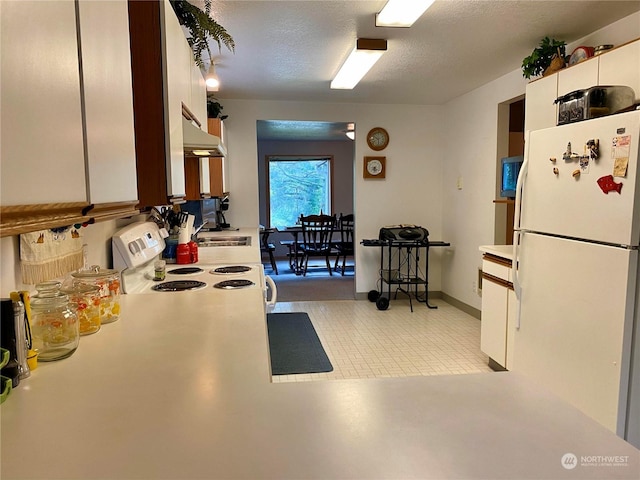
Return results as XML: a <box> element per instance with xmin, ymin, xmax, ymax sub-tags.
<box><xmin>298</xmin><ymin>214</ymin><xmax>336</xmax><ymax>276</ymax></box>
<box><xmin>260</xmin><ymin>228</ymin><xmax>278</xmax><ymax>274</ymax></box>
<box><xmin>334</xmin><ymin>213</ymin><xmax>354</xmax><ymax>275</ymax></box>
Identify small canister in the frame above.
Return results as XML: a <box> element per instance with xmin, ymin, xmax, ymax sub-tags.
<box><xmin>188</xmin><ymin>240</ymin><xmax>198</xmax><ymax>263</ymax></box>
<box><xmin>30</xmin><ymin>281</ymin><xmax>79</xmax><ymax>362</ymax></box>
<box><xmin>154</xmin><ymin>259</ymin><xmax>166</xmax><ymax>281</ymax></box>
<box><xmin>61</xmin><ymin>283</ymin><xmax>101</xmax><ymax>336</ymax></box>
<box><xmin>176</xmin><ymin>244</ymin><xmax>191</xmax><ymax>264</ymax></box>
<box><xmin>72</xmin><ymin>266</ymin><xmax>121</xmax><ymax>324</ymax></box>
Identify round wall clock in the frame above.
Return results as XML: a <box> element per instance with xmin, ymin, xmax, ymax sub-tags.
<box><xmin>364</xmin><ymin>156</ymin><xmax>386</xmax><ymax>179</ymax></box>
<box><xmin>367</xmin><ymin>127</ymin><xmax>389</xmax><ymax>151</ymax></box>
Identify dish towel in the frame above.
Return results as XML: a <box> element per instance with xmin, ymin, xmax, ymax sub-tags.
<box><xmin>20</xmin><ymin>228</ymin><xmax>84</xmax><ymax>285</ymax></box>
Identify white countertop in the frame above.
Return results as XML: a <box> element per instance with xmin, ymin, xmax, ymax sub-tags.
<box><xmin>2</xmin><ymin>231</ymin><xmax>638</xmax><ymax>479</ymax></box>
<box><xmin>479</xmin><ymin>244</ymin><xmax>514</xmax><ymax>261</ymax></box>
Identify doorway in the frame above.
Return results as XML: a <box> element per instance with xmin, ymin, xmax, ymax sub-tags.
<box><xmin>256</xmin><ymin>120</ymin><xmax>356</xmax><ymax>298</ymax></box>
<box><xmin>495</xmin><ymin>97</ymin><xmax>525</xmax><ymax>245</ymax></box>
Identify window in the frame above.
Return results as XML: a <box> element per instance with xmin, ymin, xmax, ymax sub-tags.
<box><xmin>267</xmin><ymin>156</ymin><xmax>332</xmax><ymax>228</ymax></box>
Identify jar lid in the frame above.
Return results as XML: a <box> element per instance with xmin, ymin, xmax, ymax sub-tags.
<box><xmin>61</xmin><ymin>283</ymin><xmax>100</xmax><ymax>296</ymax></box>
<box><xmin>72</xmin><ymin>265</ymin><xmax>119</xmax><ymax>279</ymax></box>
<box><xmin>32</xmin><ymin>281</ymin><xmax>68</xmax><ymax>307</ymax></box>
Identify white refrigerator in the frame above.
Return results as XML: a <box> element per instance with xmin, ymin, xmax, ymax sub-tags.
<box><xmin>513</xmin><ymin>110</ymin><xmax>640</xmax><ymax>445</ymax></box>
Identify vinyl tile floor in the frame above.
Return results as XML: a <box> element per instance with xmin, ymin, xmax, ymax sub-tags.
<box><xmin>271</xmin><ymin>298</ymin><xmax>493</xmax><ymax>383</ymax></box>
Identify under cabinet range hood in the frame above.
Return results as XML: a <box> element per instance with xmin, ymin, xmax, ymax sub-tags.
<box><xmin>182</xmin><ymin>118</ymin><xmax>226</xmax><ymax>157</ymax></box>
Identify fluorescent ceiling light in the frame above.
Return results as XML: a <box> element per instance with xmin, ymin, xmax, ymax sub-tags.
<box><xmin>331</xmin><ymin>38</ymin><xmax>387</xmax><ymax>90</ymax></box>
<box><xmin>376</xmin><ymin>0</ymin><xmax>435</xmax><ymax>27</ymax></box>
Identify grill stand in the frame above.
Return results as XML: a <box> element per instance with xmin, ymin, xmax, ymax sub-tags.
<box><xmin>362</xmin><ymin>238</ymin><xmax>450</xmax><ymax>312</ymax></box>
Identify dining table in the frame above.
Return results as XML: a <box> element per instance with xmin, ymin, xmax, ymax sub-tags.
<box><xmin>280</xmin><ymin>225</ymin><xmax>350</xmax><ymax>275</ymax></box>
<box><xmin>280</xmin><ymin>226</ymin><xmax>304</xmax><ymax>274</ymax></box>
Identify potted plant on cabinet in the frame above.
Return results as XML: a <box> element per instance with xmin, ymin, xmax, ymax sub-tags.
<box><xmin>522</xmin><ymin>37</ymin><xmax>567</xmax><ymax>80</ymax></box>
<box><xmin>207</xmin><ymin>95</ymin><xmax>228</xmax><ymax>121</ymax></box>
<box><xmin>169</xmin><ymin>0</ymin><xmax>235</xmax><ymax>66</ymax></box>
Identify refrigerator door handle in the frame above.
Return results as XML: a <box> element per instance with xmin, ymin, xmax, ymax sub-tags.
<box><xmin>512</xmin><ymin>130</ymin><xmax>529</xmax><ymax>330</ymax></box>
<box><xmin>513</xmin><ymin>130</ymin><xmax>530</xmax><ymax>233</ymax></box>
<box><xmin>513</xmin><ymin>230</ymin><xmax>523</xmax><ymax>330</ymax></box>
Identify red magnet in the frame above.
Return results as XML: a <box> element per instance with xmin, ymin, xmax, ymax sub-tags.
<box><xmin>597</xmin><ymin>175</ymin><xmax>622</xmax><ymax>194</ymax></box>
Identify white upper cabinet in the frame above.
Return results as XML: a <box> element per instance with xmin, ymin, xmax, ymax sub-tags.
<box><xmin>557</xmin><ymin>56</ymin><xmax>599</xmax><ymax>97</ymax></box>
<box><xmin>0</xmin><ymin>0</ymin><xmax>86</xmax><ymax>206</ymax></box>
<box><xmin>77</xmin><ymin>0</ymin><xmax>138</xmax><ymax>205</ymax></box>
<box><xmin>598</xmin><ymin>40</ymin><xmax>640</xmax><ymax>97</ymax></box>
<box><xmin>524</xmin><ymin>74</ymin><xmax>558</xmax><ymax>133</ymax></box>
<box><xmin>190</xmin><ymin>64</ymin><xmax>208</xmax><ymax>125</ymax></box>
<box><xmin>161</xmin><ymin>0</ymin><xmax>191</xmax><ymax>200</ymax></box>
<box><xmin>190</xmin><ymin>64</ymin><xmax>210</xmax><ymax>197</ymax></box>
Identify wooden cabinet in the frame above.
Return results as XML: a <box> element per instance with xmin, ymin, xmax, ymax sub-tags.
<box><xmin>480</xmin><ymin>253</ymin><xmax>515</xmax><ymax>370</ymax></box>
<box><xmin>128</xmin><ymin>0</ymin><xmax>192</xmax><ymax>207</ymax></box>
<box><xmin>524</xmin><ymin>39</ymin><xmax>640</xmax><ymax>132</ymax></box>
<box><xmin>0</xmin><ymin>0</ymin><xmax>138</xmax><ymax>236</ymax></box>
<box><xmin>77</xmin><ymin>0</ymin><xmax>139</xmax><ymax>219</ymax></box>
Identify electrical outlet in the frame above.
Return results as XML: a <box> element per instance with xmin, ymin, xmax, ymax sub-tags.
<box><xmin>456</xmin><ymin>176</ymin><xmax>463</xmax><ymax>190</ymax></box>
<box><xmin>472</xmin><ymin>280</ymin><xmax>477</xmax><ymax>293</ymax></box>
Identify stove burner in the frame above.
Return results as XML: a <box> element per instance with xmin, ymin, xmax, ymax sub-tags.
<box><xmin>152</xmin><ymin>280</ymin><xmax>207</xmax><ymax>292</ymax></box>
<box><xmin>213</xmin><ymin>279</ymin><xmax>255</xmax><ymax>289</ymax></box>
<box><xmin>168</xmin><ymin>267</ymin><xmax>204</xmax><ymax>275</ymax></box>
<box><xmin>211</xmin><ymin>265</ymin><xmax>252</xmax><ymax>274</ymax></box>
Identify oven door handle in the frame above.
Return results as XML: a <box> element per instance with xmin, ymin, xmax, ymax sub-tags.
<box><xmin>264</xmin><ymin>275</ymin><xmax>277</xmax><ymax>313</ymax></box>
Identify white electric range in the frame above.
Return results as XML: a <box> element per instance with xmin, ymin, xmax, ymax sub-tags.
<box><xmin>111</xmin><ymin>222</ymin><xmax>276</xmax><ymax>309</ymax></box>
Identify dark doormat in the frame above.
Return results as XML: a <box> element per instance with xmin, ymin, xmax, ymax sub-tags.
<box><xmin>266</xmin><ymin>312</ymin><xmax>333</xmax><ymax>375</ymax></box>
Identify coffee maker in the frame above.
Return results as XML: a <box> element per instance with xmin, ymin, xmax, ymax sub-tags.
<box><xmin>216</xmin><ymin>195</ymin><xmax>230</xmax><ymax>229</ymax></box>
<box><xmin>181</xmin><ymin>195</ymin><xmax>230</xmax><ymax>232</ymax></box>
<box><xmin>1</xmin><ymin>298</ymin><xmax>30</xmax><ymax>387</ymax></box>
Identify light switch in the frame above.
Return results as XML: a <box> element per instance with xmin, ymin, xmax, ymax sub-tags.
<box><xmin>456</xmin><ymin>176</ymin><xmax>463</xmax><ymax>190</ymax></box>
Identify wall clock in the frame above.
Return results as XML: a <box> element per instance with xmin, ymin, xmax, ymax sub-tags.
<box><xmin>364</xmin><ymin>156</ymin><xmax>386</xmax><ymax>179</ymax></box>
<box><xmin>366</xmin><ymin>127</ymin><xmax>389</xmax><ymax>151</ymax></box>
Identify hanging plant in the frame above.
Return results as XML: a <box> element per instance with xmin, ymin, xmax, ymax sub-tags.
<box><xmin>521</xmin><ymin>37</ymin><xmax>567</xmax><ymax>80</ymax></box>
<box><xmin>169</xmin><ymin>0</ymin><xmax>235</xmax><ymax>67</ymax></box>
<box><xmin>207</xmin><ymin>94</ymin><xmax>228</xmax><ymax>120</ymax></box>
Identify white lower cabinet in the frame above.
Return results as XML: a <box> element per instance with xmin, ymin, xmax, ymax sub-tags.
<box><xmin>480</xmin><ymin>254</ymin><xmax>515</xmax><ymax>370</ymax></box>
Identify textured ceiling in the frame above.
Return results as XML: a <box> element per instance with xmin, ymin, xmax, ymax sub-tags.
<box><xmin>193</xmin><ymin>0</ymin><xmax>640</xmax><ymax>139</ymax></box>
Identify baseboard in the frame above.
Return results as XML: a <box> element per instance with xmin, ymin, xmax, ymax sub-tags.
<box><xmin>440</xmin><ymin>293</ymin><xmax>481</xmax><ymax>319</ymax></box>
<box><xmin>355</xmin><ymin>291</ymin><xmax>480</xmax><ymax>320</ymax></box>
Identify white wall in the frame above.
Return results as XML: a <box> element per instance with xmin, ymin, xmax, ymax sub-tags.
<box><xmin>220</xmin><ymin>99</ymin><xmax>445</xmax><ymax>294</ymax></box>
<box><xmin>0</xmin><ymin>218</ymin><xmax>140</xmax><ymax>293</ymax></box>
<box><xmin>441</xmin><ymin>69</ymin><xmax>528</xmax><ymax>310</ymax></box>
